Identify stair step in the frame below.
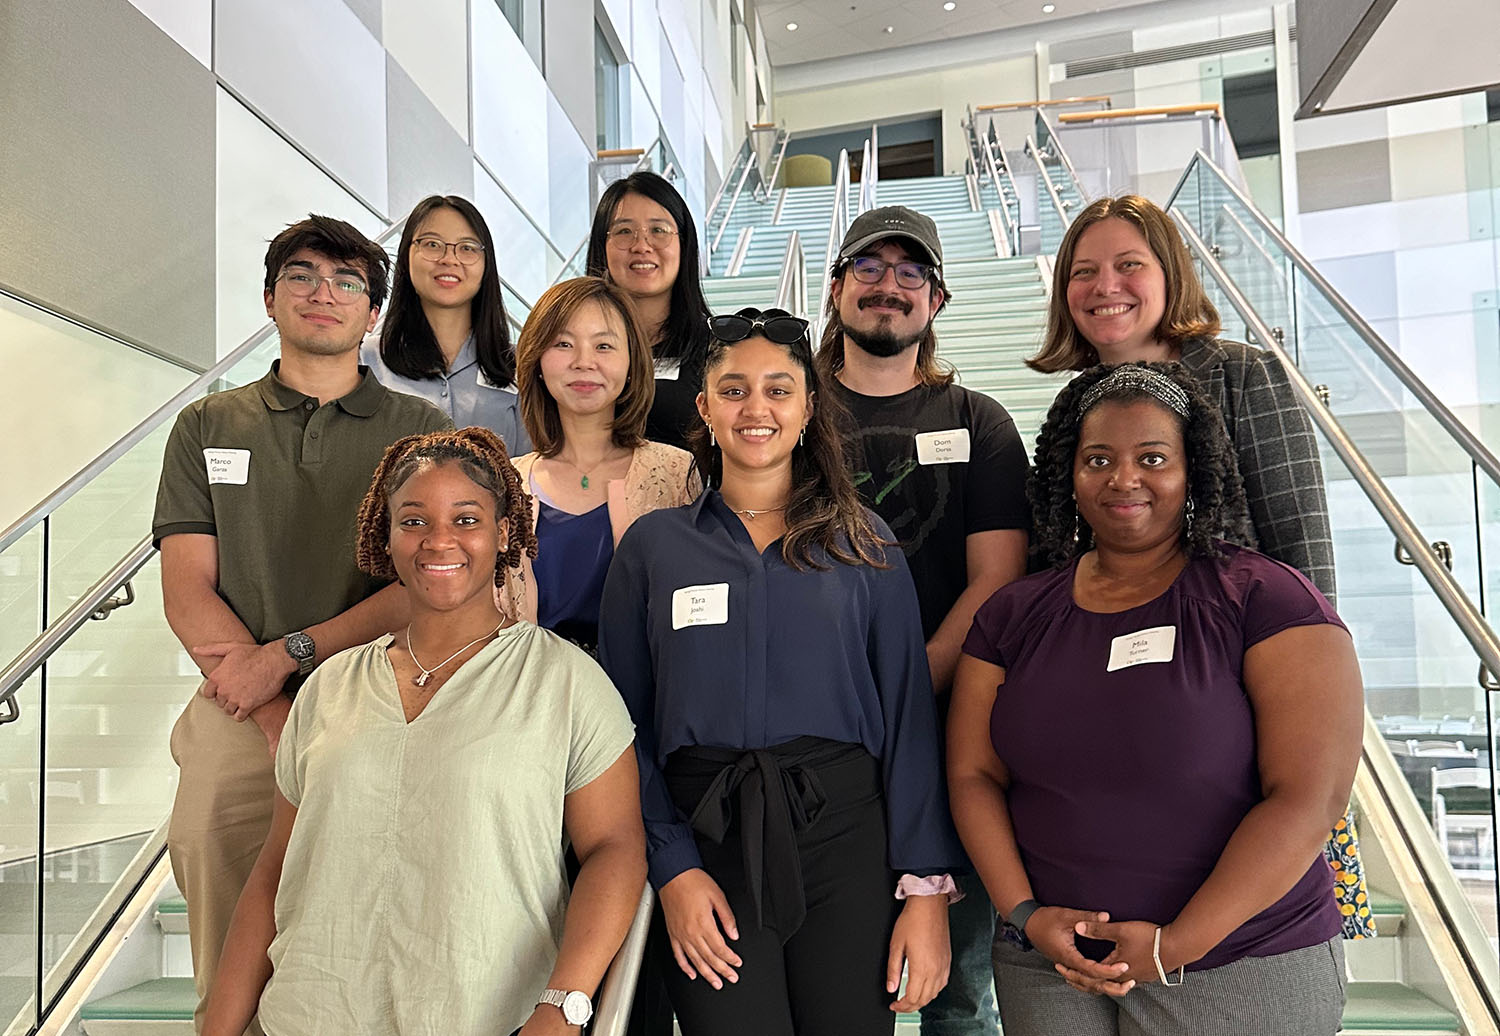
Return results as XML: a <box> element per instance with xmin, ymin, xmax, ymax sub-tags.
<box><xmin>1340</xmin><ymin>982</ymin><xmax>1459</xmax><ymax>1033</ymax></box>
<box><xmin>154</xmin><ymin>896</ymin><xmax>188</xmax><ymax>935</ymax></box>
<box><xmin>80</xmin><ymin>977</ymin><xmax>195</xmax><ymax>1026</ymax></box>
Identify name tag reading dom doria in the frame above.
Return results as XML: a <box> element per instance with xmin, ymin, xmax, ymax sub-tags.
<box><xmin>1106</xmin><ymin>625</ymin><xmax>1177</xmax><ymax>672</ymax></box>
<box><xmin>914</xmin><ymin>428</ymin><xmax>971</xmax><ymax>465</ymax></box>
<box><xmin>672</xmin><ymin>583</ymin><xmax>729</xmax><ymax>630</ymax></box>
<box><xmin>203</xmin><ymin>448</ymin><xmax>250</xmax><ymax>485</ymax></box>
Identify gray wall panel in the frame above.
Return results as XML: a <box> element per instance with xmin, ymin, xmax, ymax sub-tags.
<box><xmin>387</xmin><ymin>55</ymin><xmax>477</xmax><ymax>219</ymax></box>
<box><xmin>0</xmin><ymin>0</ymin><xmax>215</xmax><ymax>368</ymax></box>
<box><xmin>544</xmin><ymin>0</ymin><xmax>598</xmax><ymax>146</ymax></box>
<box><xmin>343</xmin><ymin>0</ymin><xmax>382</xmax><ymax>39</ymax></box>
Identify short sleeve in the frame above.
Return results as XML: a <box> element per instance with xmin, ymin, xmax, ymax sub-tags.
<box><xmin>564</xmin><ymin>658</ymin><xmax>637</xmax><ymax>795</ymax></box>
<box><xmin>962</xmin><ymin>584</ymin><xmax>1019</xmax><ymax>668</ymax></box>
<box><xmin>420</xmin><ymin>404</ymin><xmax>456</xmax><ymax>435</ymax></box>
<box><xmin>152</xmin><ymin>404</ymin><xmax>216</xmax><ymax>546</ymax></box>
<box><xmin>963</xmin><ymin>391</ymin><xmax>1031</xmax><ymax>533</ymax></box>
<box><xmin>1235</xmin><ymin>551</ymin><xmax>1345</xmax><ymax>650</ymax></box>
<box><xmin>274</xmin><ymin>687</ymin><xmax>311</xmax><ymax>807</ymax></box>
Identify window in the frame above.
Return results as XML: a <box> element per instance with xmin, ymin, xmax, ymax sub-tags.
<box><xmin>497</xmin><ymin>0</ymin><xmax>544</xmax><ymax>71</ymax></box>
<box><xmin>729</xmin><ymin>5</ymin><xmax>742</xmax><ymax>95</ymax></box>
<box><xmin>595</xmin><ymin>25</ymin><xmax>621</xmax><ymax>151</ymax></box>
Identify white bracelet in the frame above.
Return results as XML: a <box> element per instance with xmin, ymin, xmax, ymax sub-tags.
<box><xmin>1152</xmin><ymin>926</ymin><xmax>1184</xmax><ymax>987</ymax></box>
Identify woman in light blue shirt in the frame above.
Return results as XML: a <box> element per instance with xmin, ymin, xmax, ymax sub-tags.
<box><xmin>361</xmin><ymin>195</ymin><xmax>531</xmax><ymax>454</ymax></box>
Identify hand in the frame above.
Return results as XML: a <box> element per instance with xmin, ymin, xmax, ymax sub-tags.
<box><xmin>887</xmin><ymin>894</ymin><xmax>950</xmax><ymax>1013</ymax></box>
<box><xmin>1065</xmin><ymin>919</ymin><xmax>1183</xmax><ymax>994</ymax></box>
<box><xmin>1023</xmin><ymin>906</ymin><xmax>1132</xmax><ymax>996</ymax></box>
<box><xmin>249</xmin><ymin>696</ymin><xmax>292</xmax><ymax>757</ymax></box>
<box><xmin>657</xmin><ymin>868</ymin><xmax>742</xmax><ymax>989</ymax></box>
<box><xmin>516</xmin><ymin>1005</ymin><xmax>579</xmax><ymax>1035</ymax></box>
<box><xmin>196</xmin><ymin>642</ymin><xmax>294</xmax><ymax>720</ymax></box>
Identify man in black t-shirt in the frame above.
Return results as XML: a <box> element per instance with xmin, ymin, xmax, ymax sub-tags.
<box><xmin>818</xmin><ymin>205</ymin><xmax>1029</xmax><ymax>1036</ymax></box>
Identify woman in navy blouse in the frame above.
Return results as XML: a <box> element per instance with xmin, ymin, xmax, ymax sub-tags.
<box><xmin>598</xmin><ymin>308</ymin><xmax>964</xmax><ymax>1036</ymax></box>
<box><xmin>948</xmin><ymin>363</ymin><xmax>1362</xmax><ymax>1035</ymax></box>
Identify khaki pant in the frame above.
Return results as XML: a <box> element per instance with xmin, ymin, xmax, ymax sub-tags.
<box><xmin>168</xmin><ymin>689</ymin><xmax>274</xmax><ymax>1036</ymax></box>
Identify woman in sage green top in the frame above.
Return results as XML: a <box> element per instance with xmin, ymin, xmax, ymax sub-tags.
<box><xmin>202</xmin><ymin>428</ymin><xmax>645</xmax><ymax>1036</ymax></box>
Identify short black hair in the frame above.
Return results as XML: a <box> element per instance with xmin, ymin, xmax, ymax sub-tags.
<box><xmin>1028</xmin><ymin>361</ymin><xmax>1253</xmax><ymax>567</ymax></box>
<box><xmin>264</xmin><ymin>214</ymin><xmax>391</xmax><ymax>310</ymax></box>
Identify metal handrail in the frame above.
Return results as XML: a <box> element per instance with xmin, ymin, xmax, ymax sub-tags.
<box><xmin>1037</xmin><ymin>111</ymin><xmax>1086</xmax><ymax>203</ymax></box>
<box><xmin>1168</xmin><ymin>150</ymin><xmax>1500</xmax><ymax>491</ymax></box>
<box><xmin>978</xmin><ymin>129</ymin><xmax>1020</xmax><ymax>254</ymax></box>
<box><xmin>710</xmin><ymin>152</ymin><xmax>759</xmax><ymax>256</ymax></box>
<box><xmin>1174</xmin><ymin>213</ymin><xmax>1500</xmax><ymax>681</ymax></box>
<box><xmin>765</xmin><ymin>129</ymin><xmax>792</xmax><ymax>192</ymax></box>
<box><xmin>857</xmin><ymin>140</ymin><xmax>873</xmax><ymax>215</ymax></box>
<box><xmin>593</xmin><ymin>886</ymin><xmax>655</xmax><ymax>1036</ymax></box>
<box><xmin>706</xmin><ymin>138</ymin><xmax>752</xmax><ymax>231</ymax></box>
<box><xmin>774</xmin><ymin>230</ymin><xmax>808</xmax><ymax>319</ymax></box>
<box><xmin>1025</xmin><ymin>135</ymin><xmax>1070</xmax><ymax>227</ymax></box>
<box><xmin>824</xmin><ymin>147</ymin><xmax>853</xmax><ymax>276</ymax></box>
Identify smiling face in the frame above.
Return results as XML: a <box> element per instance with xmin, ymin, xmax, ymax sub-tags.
<box><xmin>604</xmin><ymin>191</ymin><xmax>681</xmax><ymax>305</ymax></box>
<box><xmin>537</xmin><ymin>298</ymin><xmax>632</xmax><ymax>422</ymax></box>
<box><xmin>698</xmin><ymin>335</ymin><xmax>812</xmax><ymax>478</ymax></box>
<box><xmin>387</xmin><ymin>460</ymin><xmax>509</xmax><ymax>614</ymax></box>
<box><xmin>264</xmin><ymin>247</ymin><xmax>378</xmax><ymax>357</ymax></box>
<box><xmin>1073</xmin><ymin>398</ymin><xmax>1188</xmax><ymax>554</ymax></box>
<box><xmin>408</xmin><ymin>205</ymin><xmax>485</xmax><ymax>312</ymax></box>
<box><xmin>1065</xmin><ymin>218</ymin><xmax>1169</xmax><ymax>361</ymax></box>
<box><xmin>830</xmin><ymin>239</ymin><xmax>941</xmax><ymax>359</ymax></box>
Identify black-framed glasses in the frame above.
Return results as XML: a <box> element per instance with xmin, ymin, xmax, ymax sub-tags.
<box><xmin>843</xmin><ymin>256</ymin><xmax>936</xmax><ymax>290</ymax></box>
<box><xmin>413</xmin><ymin>236</ymin><xmax>485</xmax><ymax>265</ymax></box>
<box><xmin>607</xmin><ymin>224</ymin><xmax>679</xmax><ymax>249</ymax></box>
<box><xmin>276</xmin><ymin>268</ymin><xmax>369</xmax><ymax>302</ymax></box>
<box><xmin>709</xmin><ymin>312</ymin><xmax>810</xmax><ymax>346</ymax></box>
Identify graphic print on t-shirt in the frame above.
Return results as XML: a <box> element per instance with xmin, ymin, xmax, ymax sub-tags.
<box><xmin>852</xmin><ymin>424</ymin><xmax>954</xmax><ymax>555</ymax></box>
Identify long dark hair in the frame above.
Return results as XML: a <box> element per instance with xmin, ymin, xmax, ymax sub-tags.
<box><xmin>1029</xmin><ymin>362</ymin><xmax>1251</xmax><ymax>567</ymax></box>
<box><xmin>586</xmin><ymin>172</ymin><xmax>710</xmax><ymax>365</ymax></box>
<box><xmin>691</xmin><ymin>308</ymin><xmax>887</xmax><ymax>571</ymax></box>
<box><xmin>379</xmin><ymin>195</ymin><xmax>515</xmax><ymax>388</ymax></box>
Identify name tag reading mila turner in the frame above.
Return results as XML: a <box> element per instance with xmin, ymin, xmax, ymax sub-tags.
<box><xmin>671</xmin><ymin>582</ymin><xmax>729</xmax><ymax>630</ymax></box>
<box><xmin>1106</xmin><ymin>625</ymin><xmax>1177</xmax><ymax>672</ymax></box>
<box><xmin>203</xmin><ymin>448</ymin><xmax>251</xmax><ymax>486</ymax></box>
<box><xmin>914</xmin><ymin>428</ymin><xmax>971</xmax><ymax>465</ymax></box>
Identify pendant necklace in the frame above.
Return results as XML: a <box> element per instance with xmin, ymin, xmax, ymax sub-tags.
<box><xmin>558</xmin><ymin>452</ymin><xmax>616</xmax><ymax>490</ymax></box>
<box><xmin>406</xmin><ymin>621</ymin><xmax>503</xmax><ymax>687</ymax></box>
<box><xmin>728</xmin><ymin>504</ymin><xmax>787</xmax><ymax>520</ymax></box>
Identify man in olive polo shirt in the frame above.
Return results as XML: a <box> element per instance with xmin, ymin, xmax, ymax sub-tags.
<box><xmin>153</xmin><ymin>214</ymin><xmax>450</xmax><ymax>1033</ymax></box>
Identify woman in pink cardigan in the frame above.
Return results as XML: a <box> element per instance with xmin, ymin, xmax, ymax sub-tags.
<box><xmin>505</xmin><ymin>276</ymin><xmax>698</xmax><ymax>650</ymax></box>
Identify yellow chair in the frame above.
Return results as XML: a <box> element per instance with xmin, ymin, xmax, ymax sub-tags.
<box><xmin>779</xmin><ymin>154</ymin><xmax>833</xmax><ymax>188</ymax></box>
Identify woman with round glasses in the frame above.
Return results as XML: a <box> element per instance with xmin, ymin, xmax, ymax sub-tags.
<box><xmin>586</xmin><ymin>172</ymin><xmax>712</xmax><ymax>451</ymax></box>
<box><xmin>947</xmin><ymin>363</ymin><xmax>1361</xmax><ymax>1036</ymax></box>
<box><xmin>362</xmin><ymin>194</ymin><xmax>531</xmax><ymax>454</ymax></box>
<box><xmin>599</xmin><ymin>307</ymin><xmax>964</xmax><ymax>1036</ymax></box>
<box><xmin>504</xmin><ymin>277</ymin><xmax>696</xmax><ymax>652</ymax></box>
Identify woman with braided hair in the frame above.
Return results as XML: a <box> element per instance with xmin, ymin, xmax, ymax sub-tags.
<box><xmin>948</xmin><ymin>364</ymin><xmax>1362</xmax><ymax>1035</ymax></box>
<box><xmin>202</xmin><ymin>427</ymin><xmax>646</xmax><ymax>1036</ymax></box>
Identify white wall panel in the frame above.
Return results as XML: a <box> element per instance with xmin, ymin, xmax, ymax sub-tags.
<box><xmin>216</xmin><ymin>90</ymin><xmax>381</xmax><ymax>352</ymax></box>
<box><xmin>598</xmin><ymin>0</ymin><xmax>631</xmax><ymax>51</ymax></box>
<box><xmin>1394</xmin><ymin>241</ymin><xmax>1499</xmax><ymax>318</ymax></box>
<box><xmin>383</xmin><ymin>0</ymin><xmax>470</xmax><ymax>138</ymax></box>
<box><xmin>387</xmin><ymin>55</ymin><xmax>476</xmax><ymax>218</ymax></box>
<box><xmin>474</xmin><ymin>162</ymin><xmax>555</xmax><ymax>307</ymax></box>
<box><xmin>545</xmin><ymin>0</ymin><xmax>598</xmax><ymax>143</ymax></box>
<box><xmin>124</xmin><ymin>0</ymin><xmax>211</xmax><ymax>66</ymax></box>
<box><xmin>215</xmin><ymin>0</ymin><xmax>389</xmax><ymax>213</ymax></box>
<box><xmin>629</xmin><ymin>69</ymin><xmax>661</xmax><ymax>146</ymax></box>
<box><xmin>658</xmin><ymin>0</ymin><xmax>698</xmax><ymax>88</ymax></box>
<box><xmin>547</xmin><ymin>94</ymin><xmax>593</xmax><ymax>253</ymax></box>
<box><xmin>659</xmin><ymin>27</ymin><xmax>687</xmax><ymax>153</ymax></box>
<box><xmin>632</xmin><ymin>0</ymin><xmax>664</xmax><ymax>116</ymax></box>
<box><xmin>472</xmin><ymin>0</ymin><xmax>550</xmax><ymax>226</ymax></box>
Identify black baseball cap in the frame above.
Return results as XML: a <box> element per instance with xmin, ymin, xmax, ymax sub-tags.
<box><xmin>836</xmin><ymin>205</ymin><xmax>943</xmax><ymax>269</ymax></box>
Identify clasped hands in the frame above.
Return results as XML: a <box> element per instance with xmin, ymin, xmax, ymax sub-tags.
<box><xmin>1024</xmin><ymin>907</ymin><xmax>1186</xmax><ymax>997</ymax></box>
<box><xmin>195</xmin><ymin>641</ymin><xmax>294</xmax><ymax>720</ymax></box>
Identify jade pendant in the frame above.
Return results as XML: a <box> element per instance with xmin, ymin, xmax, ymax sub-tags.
<box><xmin>581</xmin><ymin>475</ymin><xmax>590</xmax><ymax>489</ymax></box>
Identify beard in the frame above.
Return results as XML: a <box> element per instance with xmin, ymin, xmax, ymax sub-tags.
<box><xmin>842</xmin><ymin>292</ymin><xmax>923</xmax><ymax>357</ymax></box>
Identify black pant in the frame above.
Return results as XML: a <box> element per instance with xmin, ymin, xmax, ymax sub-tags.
<box><xmin>660</xmin><ymin>740</ymin><xmax>901</xmax><ymax>1036</ymax></box>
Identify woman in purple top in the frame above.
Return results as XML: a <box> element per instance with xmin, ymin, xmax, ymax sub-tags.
<box><xmin>948</xmin><ymin>363</ymin><xmax>1363</xmax><ymax>1035</ymax></box>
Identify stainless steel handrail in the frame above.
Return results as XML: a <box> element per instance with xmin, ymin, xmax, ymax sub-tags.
<box><xmin>1037</xmin><ymin>110</ymin><xmax>1086</xmax><ymax>202</ymax></box>
<box><xmin>978</xmin><ymin>130</ymin><xmax>1020</xmax><ymax>254</ymax></box>
<box><xmin>592</xmin><ymin>886</ymin><xmax>655</xmax><ymax>1036</ymax></box>
<box><xmin>765</xmin><ymin>129</ymin><xmax>791</xmax><ymax>192</ymax></box>
<box><xmin>1169</xmin><ymin>150</ymin><xmax>1500</xmax><ymax>491</ymax></box>
<box><xmin>706</xmin><ymin>138</ymin><xmax>752</xmax><ymax>231</ymax></box>
<box><xmin>1175</xmin><ymin>213</ymin><xmax>1500</xmax><ymax>679</ymax></box>
<box><xmin>1025</xmin><ymin>135</ymin><xmax>1070</xmax><ymax>228</ymax></box>
<box><xmin>775</xmin><ymin>230</ymin><xmax>808</xmax><ymax>319</ymax></box>
<box><xmin>858</xmin><ymin>140</ymin><xmax>873</xmax><ymax>215</ymax></box>
<box><xmin>710</xmin><ymin>153</ymin><xmax>759</xmax><ymax>257</ymax></box>
<box><xmin>824</xmin><ymin>147</ymin><xmax>853</xmax><ymax>276</ymax></box>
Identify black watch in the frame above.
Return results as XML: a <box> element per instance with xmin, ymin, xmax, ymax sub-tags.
<box><xmin>999</xmin><ymin>898</ymin><xmax>1042</xmax><ymax>951</ymax></box>
<box><xmin>283</xmin><ymin>631</ymin><xmax>316</xmax><ymax>677</ymax></box>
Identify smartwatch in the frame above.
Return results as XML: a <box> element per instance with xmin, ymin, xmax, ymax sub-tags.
<box><xmin>999</xmin><ymin>898</ymin><xmax>1042</xmax><ymax>951</ymax></box>
<box><xmin>537</xmin><ymin>988</ymin><xmax>593</xmax><ymax>1026</ymax></box>
<box><xmin>283</xmin><ymin>631</ymin><xmax>316</xmax><ymax>677</ymax></box>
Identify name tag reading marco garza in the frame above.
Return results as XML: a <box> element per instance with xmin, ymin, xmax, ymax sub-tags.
<box><xmin>203</xmin><ymin>448</ymin><xmax>250</xmax><ymax>485</ymax></box>
<box><xmin>672</xmin><ymin>583</ymin><xmax>729</xmax><ymax>630</ymax></box>
<box><xmin>1106</xmin><ymin>625</ymin><xmax>1176</xmax><ymax>672</ymax></box>
<box><xmin>914</xmin><ymin>428</ymin><xmax>970</xmax><ymax>465</ymax></box>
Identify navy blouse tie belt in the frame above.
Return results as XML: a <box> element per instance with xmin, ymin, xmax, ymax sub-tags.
<box><xmin>668</xmin><ymin>737</ymin><xmax>875</xmax><ymax>940</ymax></box>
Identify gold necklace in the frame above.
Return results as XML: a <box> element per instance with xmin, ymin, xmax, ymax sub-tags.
<box><xmin>405</xmin><ymin>622</ymin><xmax>503</xmax><ymax>687</ymax></box>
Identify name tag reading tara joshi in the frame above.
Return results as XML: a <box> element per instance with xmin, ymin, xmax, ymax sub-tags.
<box><xmin>672</xmin><ymin>583</ymin><xmax>729</xmax><ymax>630</ymax></box>
<box><xmin>1106</xmin><ymin>625</ymin><xmax>1176</xmax><ymax>672</ymax></box>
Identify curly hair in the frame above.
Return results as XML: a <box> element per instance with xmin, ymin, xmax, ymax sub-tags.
<box><xmin>692</xmin><ymin>308</ymin><xmax>888</xmax><ymax>572</ymax></box>
<box><xmin>354</xmin><ymin>427</ymin><xmax>538</xmax><ymax>586</ymax></box>
<box><xmin>1028</xmin><ymin>362</ymin><xmax>1251</xmax><ymax>567</ymax></box>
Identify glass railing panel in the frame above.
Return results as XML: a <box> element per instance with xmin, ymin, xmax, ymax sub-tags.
<box><xmin>0</xmin><ymin>673</ymin><xmax>41</xmax><ymax>1033</ymax></box>
<box><xmin>39</xmin><ymin>554</ymin><xmax>187</xmax><ymax>1001</ymax></box>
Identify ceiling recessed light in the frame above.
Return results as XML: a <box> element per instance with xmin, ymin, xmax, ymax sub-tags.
<box><xmin>884</xmin><ymin>24</ymin><xmax>895</xmax><ymax>32</ymax></box>
<box><xmin>943</xmin><ymin>2</ymin><xmax>956</xmax><ymax>10</ymax></box>
<box><xmin>1042</xmin><ymin>3</ymin><xmax>1055</xmax><ymax>10</ymax></box>
<box><xmin>786</xmin><ymin>20</ymin><xmax>798</xmax><ymax>29</ymax></box>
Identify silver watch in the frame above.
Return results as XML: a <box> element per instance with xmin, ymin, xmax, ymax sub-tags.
<box><xmin>283</xmin><ymin>631</ymin><xmax>316</xmax><ymax>677</ymax></box>
<box><xmin>537</xmin><ymin>988</ymin><xmax>593</xmax><ymax>1026</ymax></box>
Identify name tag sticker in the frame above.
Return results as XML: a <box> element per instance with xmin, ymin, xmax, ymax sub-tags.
<box><xmin>672</xmin><ymin>583</ymin><xmax>729</xmax><ymax>630</ymax></box>
<box><xmin>1106</xmin><ymin>625</ymin><xmax>1177</xmax><ymax>672</ymax></box>
<box><xmin>914</xmin><ymin>428</ymin><xmax>971</xmax><ymax>465</ymax></box>
<box><xmin>654</xmin><ymin>359</ymin><xmax>681</xmax><ymax>380</ymax></box>
<box><xmin>476</xmin><ymin>369</ymin><xmax>512</xmax><ymax>391</ymax></box>
<box><xmin>203</xmin><ymin>448</ymin><xmax>250</xmax><ymax>486</ymax></box>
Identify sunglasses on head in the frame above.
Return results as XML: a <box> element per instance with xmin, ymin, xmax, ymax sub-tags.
<box><xmin>708</xmin><ymin>312</ymin><xmax>811</xmax><ymax>346</ymax></box>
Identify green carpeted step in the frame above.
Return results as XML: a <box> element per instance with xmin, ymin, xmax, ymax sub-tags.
<box><xmin>1341</xmin><ymin>982</ymin><xmax>1460</xmax><ymax>1032</ymax></box>
<box><xmin>80</xmin><ymin>977</ymin><xmax>195</xmax><ymax>1020</ymax></box>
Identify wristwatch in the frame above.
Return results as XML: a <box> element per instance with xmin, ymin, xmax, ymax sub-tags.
<box><xmin>282</xmin><ymin>631</ymin><xmax>316</xmax><ymax>677</ymax></box>
<box><xmin>537</xmin><ymin>989</ymin><xmax>593</xmax><ymax>1026</ymax></box>
<box><xmin>999</xmin><ymin>898</ymin><xmax>1042</xmax><ymax>951</ymax></box>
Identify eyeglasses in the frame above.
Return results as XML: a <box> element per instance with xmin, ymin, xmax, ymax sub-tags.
<box><xmin>843</xmin><ymin>256</ymin><xmax>937</xmax><ymax>290</ymax></box>
<box><xmin>607</xmin><ymin>224</ymin><xmax>679</xmax><ymax>249</ymax></box>
<box><xmin>413</xmin><ymin>236</ymin><xmax>485</xmax><ymax>265</ymax></box>
<box><xmin>276</xmin><ymin>268</ymin><xmax>369</xmax><ymax>302</ymax></box>
<box><xmin>708</xmin><ymin>313</ymin><xmax>810</xmax><ymax>346</ymax></box>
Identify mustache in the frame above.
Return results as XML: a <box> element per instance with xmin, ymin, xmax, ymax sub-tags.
<box><xmin>857</xmin><ymin>293</ymin><xmax>912</xmax><ymax>314</ymax></box>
